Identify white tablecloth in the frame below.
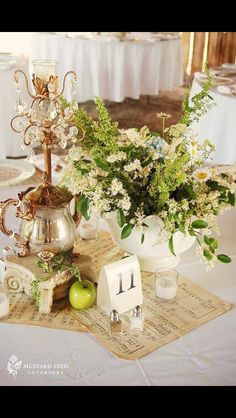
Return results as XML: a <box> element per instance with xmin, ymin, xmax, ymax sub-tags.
<box><xmin>30</xmin><ymin>33</ymin><xmax>183</xmax><ymax>103</ymax></box>
<box><xmin>190</xmin><ymin>75</ymin><xmax>236</xmax><ymax>164</ymax></box>
<box><xmin>0</xmin><ymin>185</ymin><xmax>236</xmax><ymax>386</ymax></box>
<box><xmin>0</xmin><ymin>58</ymin><xmax>30</xmax><ymax>158</ymax></box>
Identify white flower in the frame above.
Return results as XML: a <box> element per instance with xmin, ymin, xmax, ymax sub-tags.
<box><xmin>67</xmin><ymin>145</ymin><xmax>84</xmax><ymax>161</ymax></box>
<box><xmin>118</xmin><ymin>195</ymin><xmax>131</xmax><ymax>212</ymax></box>
<box><xmin>187</xmin><ymin>144</ymin><xmax>198</xmax><ymax>160</ymax></box>
<box><xmin>155</xmin><ymin>228</ymin><xmax>172</xmax><ymax>244</ymax></box>
<box><xmin>166</xmin><ymin>123</ymin><xmax>186</xmax><ymax>138</ymax></box>
<box><xmin>118</xmin><ymin>128</ymin><xmax>144</xmax><ymax>146</ymax></box>
<box><xmin>124</xmin><ymin>159</ymin><xmax>142</xmax><ymax>173</ymax></box>
<box><xmin>193</xmin><ymin>168</ymin><xmax>211</xmax><ymax>182</ymax></box>
<box><xmin>181</xmin><ymin>199</ymin><xmax>189</xmax><ymax>211</ymax></box>
<box><xmin>106</xmin><ymin>152</ymin><xmax>127</xmax><ymax>163</ymax></box>
<box><xmin>130</xmin><ymin>207</ymin><xmax>145</xmax><ymax>231</ymax></box>
<box><xmin>110</xmin><ymin>179</ymin><xmax>124</xmax><ymax>196</ymax></box>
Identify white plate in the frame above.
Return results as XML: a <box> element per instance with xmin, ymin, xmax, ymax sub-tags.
<box><xmin>0</xmin><ymin>159</ymin><xmax>35</xmax><ymax>188</ymax></box>
<box><xmin>30</xmin><ymin>153</ymin><xmax>65</xmax><ymax>183</ymax></box>
<box><xmin>0</xmin><ymin>60</ymin><xmax>17</xmax><ymax>70</ymax></box>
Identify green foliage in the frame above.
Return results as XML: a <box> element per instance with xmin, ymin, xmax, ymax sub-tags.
<box><xmin>203</xmin><ymin>249</ymin><xmax>212</xmax><ymax>260</ymax></box>
<box><xmin>217</xmin><ymin>254</ymin><xmax>231</xmax><ymax>263</ymax></box>
<box><xmin>117</xmin><ymin>208</ymin><xmax>126</xmax><ymax>227</ymax></box>
<box><xmin>33</xmin><ymin>252</ymin><xmax>82</xmax><ymax>307</ymax></box>
<box><xmin>93</xmin><ymin>97</ymin><xmax>119</xmax><ymax>152</ymax></box>
<box><xmin>228</xmin><ymin>192</ymin><xmax>236</xmax><ymax>206</ymax></box>
<box><xmin>176</xmin><ymin>184</ymin><xmax>196</xmax><ymax>201</ymax></box>
<box><xmin>180</xmin><ymin>69</ymin><xmax>215</xmax><ymax>126</ymax></box>
<box><xmin>191</xmin><ymin>220</ymin><xmax>208</xmax><ymax>229</ymax></box>
<box><xmin>76</xmin><ymin>195</ymin><xmax>90</xmax><ymax>220</ymax></box>
<box><xmin>141</xmin><ymin>233</ymin><xmax>145</xmax><ymax>244</ymax></box>
<box><xmin>31</xmin><ymin>279</ymin><xmax>41</xmax><ymax>307</ymax></box>
<box><xmin>59</xmin><ymin>78</ymin><xmax>235</xmax><ymax>269</ymax></box>
<box><xmin>168</xmin><ymin>235</ymin><xmax>176</xmax><ymax>257</ymax></box>
<box><xmin>121</xmin><ymin>224</ymin><xmax>133</xmax><ymax>239</ymax></box>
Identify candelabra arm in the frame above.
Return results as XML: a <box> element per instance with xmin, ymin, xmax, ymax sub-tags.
<box><xmin>55</xmin><ymin>70</ymin><xmax>77</xmax><ymax>99</ymax></box>
<box><xmin>14</xmin><ymin>69</ymin><xmax>38</xmax><ymax>100</ymax></box>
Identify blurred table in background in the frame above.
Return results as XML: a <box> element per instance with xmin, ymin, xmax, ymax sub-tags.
<box><xmin>30</xmin><ymin>32</ymin><xmax>183</xmax><ymax>103</ymax></box>
<box><xmin>0</xmin><ymin>56</ymin><xmax>30</xmax><ymax>158</ymax></box>
<box><xmin>190</xmin><ymin>67</ymin><xmax>236</xmax><ymax>165</ymax></box>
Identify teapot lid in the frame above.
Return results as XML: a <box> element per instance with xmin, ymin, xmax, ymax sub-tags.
<box><xmin>19</xmin><ymin>172</ymin><xmax>73</xmax><ymax>208</ymax></box>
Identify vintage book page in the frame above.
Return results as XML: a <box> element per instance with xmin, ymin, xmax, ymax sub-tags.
<box><xmin>1</xmin><ymin>292</ymin><xmax>86</xmax><ymax>332</ymax></box>
<box><xmin>1</xmin><ymin>231</ymin><xmax>232</xmax><ymax>360</ymax></box>
<box><xmin>73</xmin><ymin>231</ymin><xmax>125</xmax><ymax>282</ymax></box>
<box><xmin>69</xmin><ymin>273</ymin><xmax>232</xmax><ymax>360</ymax></box>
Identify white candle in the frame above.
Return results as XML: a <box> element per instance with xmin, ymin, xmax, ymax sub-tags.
<box><xmin>78</xmin><ymin>223</ymin><xmax>97</xmax><ymax>240</ymax></box>
<box><xmin>155</xmin><ymin>268</ymin><xmax>178</xmax><ymax>301</ymax></box>
<box><xmin>0</xmin><ymin>293</ymin><xmax>9</xmax><ymax>319</ymax></box>
<box><xmin>156</xmin><ymin>278</ymin><xmax>177</xmax><ymax>300</ymax></box>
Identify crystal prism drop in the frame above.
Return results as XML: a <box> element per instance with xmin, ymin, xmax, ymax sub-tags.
<box><xmin>15</xmin><ymin>100</ymin><xmax>28</xmax><ymax>115</ymax></box>
<box><xmin>16</xmin><ymin>118</ymin><xmax>28</xmax><ymax>132</ymax></box>
<box><xmin>27</xmin><ymin>147</ymin><xmax>36</xmax><ymax>163</ymax></box>
<box><xmin>48</xmin><ymin>103</ymin><xmax>57</xmax><ymax>120</ymax></box>
<box><xmin>60</xmin><ymin>139</ymin><xmax>67</xmax><ymax>149</ymax></box>
<box><xmin>71</xmin><ymin>100</ymin><xmax>78</xmax><ymax>111</ymax></box>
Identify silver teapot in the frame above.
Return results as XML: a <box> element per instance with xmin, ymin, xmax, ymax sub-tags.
<box><xmin>0</xmin><ymin>175</ymin><xmax>80</xmax><ymax>257</ymax></box>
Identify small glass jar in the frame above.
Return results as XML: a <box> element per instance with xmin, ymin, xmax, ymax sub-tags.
<box><xmin>129</xmin><ymin>305</ymin><xmax>145</xmax><ymax>331</ymax></box>
<box><xmin>77</xmin><ymin>214</ymin><xmax>99</xmax><ymax>242</ymax></box>
<box><xmin>155</xmin><ymin>268</ymin><xmax>179</xmax><ymax>301</ymax></box>
<box><xmin>108</xmin><ymin>309</ymin><xmax>122</xmax><ymax>334</ymax></box>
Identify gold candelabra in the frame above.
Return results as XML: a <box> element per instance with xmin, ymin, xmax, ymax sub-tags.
<box><xmin>10</xmin><ymin>61</ymin><xmax>84</xmax><ymax>183</ymax></box>
<box><xmin>0</xmin><ymin>61</ymin><xmax>84</xmax><ymax>257</ymax></box>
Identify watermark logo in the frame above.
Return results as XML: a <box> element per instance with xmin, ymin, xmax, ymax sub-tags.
<box><xmin>7</xmin><ymin>355</ymin><xmax>22</xmax><ymax>378</ymax></box>
<box><xmin>6</xmin><ymin>355</ymin><xmax>68</xmax><ymax>379</ymax></box>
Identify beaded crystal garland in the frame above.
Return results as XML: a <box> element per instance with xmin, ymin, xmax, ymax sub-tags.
<box><xmin>10</xmin><ymin>65</ymin><xmax>84</xmax><ymax>180</ymax></box>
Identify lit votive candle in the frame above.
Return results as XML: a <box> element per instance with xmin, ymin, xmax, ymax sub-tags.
<box><xmin>155</xmin><ymin>268</ymin><xmax>178</xmax><ymax>301</ymax></box>
<box><xmin>0</xmin><ymin>292</ymin><xmax>9</xmax><ymax>319</ymax></box>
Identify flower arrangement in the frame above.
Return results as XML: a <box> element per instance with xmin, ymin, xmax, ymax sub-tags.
<box><xmin>59</xmin><ymin>72</ymin><xmax>236</xmax><ymax>269</ymax></box>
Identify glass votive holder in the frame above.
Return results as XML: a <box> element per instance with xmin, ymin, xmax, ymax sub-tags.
<box><xmin>0</xmin><ymin>291</ymin><xmax>9</xmax><ymax>319</ymax></box>
<box><xmin>77</xmin><ymin>214</ymin><xmax>99</xmax><ymax>242</ymax></box>
<box><xmin>155</xmin><ymin>268</ymin><xmax>179</xmax><ymax>301</ymax></box>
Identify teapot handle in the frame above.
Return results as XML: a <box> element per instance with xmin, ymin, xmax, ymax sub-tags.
<box><xmin>0</xmin><ymin>199</ymin><xmax>30</xmax><ymax>257</ymax></box>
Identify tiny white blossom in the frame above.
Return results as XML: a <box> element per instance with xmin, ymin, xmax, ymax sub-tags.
<box><xmin>110</xmin><ymin>179</ymin><xmax>124</xmax><ymax>196</ymax></box>
<box><xmin>124</xmin><ymin>159</ymin><xmax>142</xmax><ymax>172</ymax></box>
<box><xmin>107</xmin><ymin>152</ymin><xmax>127</xmax><ymax>163</ymax></box>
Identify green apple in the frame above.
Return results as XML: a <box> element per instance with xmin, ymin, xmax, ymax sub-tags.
<box><xmin>69</xmin><ymin>279</ymin><xmax>96</xmax><ymax>310</ymax></box>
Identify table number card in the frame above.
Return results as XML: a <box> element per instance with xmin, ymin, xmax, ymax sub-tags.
<box><xmin>97</xmin><ymin>255</ymin><xmax>143</xmax><ymax>315</ymax></box>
